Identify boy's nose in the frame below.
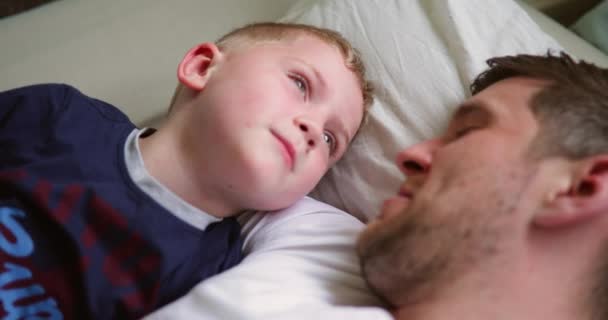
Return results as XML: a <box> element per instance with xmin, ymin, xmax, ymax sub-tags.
<box><xmin>294</xmin><ymin>116</ymin><xmax>322</xmax><ymax>151</ymax></box>
<box><xmin>395</xmin><ymin>138</ymin><xmax>440</xmax><ymax>177</ymax></box>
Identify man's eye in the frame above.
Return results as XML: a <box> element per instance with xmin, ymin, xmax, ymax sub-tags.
<box><xmin>322</xmin><ymin>131</ymin><xmax>337</xmax><ymax>154</ymax></box>
<box><xmin>289</xmin><ymin>73</ymin><xmax>308</xmax><ymax>98</ymax></box>
<box><xmin>453</xmin><ymin>126</ymin><xmax>478</xmax><ymax>138</ymax></box>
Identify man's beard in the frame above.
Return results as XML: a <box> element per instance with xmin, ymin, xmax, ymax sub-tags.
<box><xmin>357</xmin><ymin>184</ymin><xmax>521</xmax><ymax>307</ymax></box>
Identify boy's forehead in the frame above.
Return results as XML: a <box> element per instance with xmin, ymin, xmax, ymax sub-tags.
<box><xmin>225</xmin><ymin>33</ymin><xmax>342</xmax><ymax>56</ymax></box>
<box><xmin>225</xmin><ymin>36</ymin><xmax>350</xmax><ymax>77</ymax></box>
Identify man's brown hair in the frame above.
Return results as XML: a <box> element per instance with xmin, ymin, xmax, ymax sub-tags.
<box><xmin>471</xmin><ymin>52</ymin><xmax>608</xmax><ymax>159</ymax></box>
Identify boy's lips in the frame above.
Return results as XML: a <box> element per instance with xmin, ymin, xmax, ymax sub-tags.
<box><xmin>271</xmin><ymin>130</ymin><xmax>295</xmax><ymax>170</ymax></box>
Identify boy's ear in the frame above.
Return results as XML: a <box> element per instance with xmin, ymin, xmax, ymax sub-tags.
<box><xmin>534</xmin><ymin>155</ymin><xmax>608</xmax><ymax>228</ymax></box>
<box><xmin>177</xmin><ymin>42</ymin><xmax>224</xmax><ymax>91</ymax></box>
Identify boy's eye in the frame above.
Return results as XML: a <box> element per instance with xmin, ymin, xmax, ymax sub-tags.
<box><xmin>289</xmin><ymin>73</ymin><xmax>309</xmax><ymax>98</ymax></box>
<box><xmin>322</xmin><ymin>130</ymin><xmax>337</xmax><ymax>155</ymax></box>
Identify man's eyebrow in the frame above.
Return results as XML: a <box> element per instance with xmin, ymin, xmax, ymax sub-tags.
<box><xmin>451</xmin><ymin>101</ymin><xmax>491</xmax><ymax>122</ymax></box>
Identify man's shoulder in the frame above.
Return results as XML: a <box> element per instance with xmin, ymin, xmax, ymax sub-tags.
<box><xmin>238</xmin><ymin>196</ymin><xmax>364</xmax><ymax>255</ymax></box>
<box><xmin>240</xmin><ymin>196</ymin><xmax>363</xmax><ymax>237</ymax></box>
<box><xmin>289</xmin><ymin>196</ymin><xmax>359</xmax><ymax>217</ymax></box>
<box><xmin>142</xmin><ymin>197</ymin><xmax>387</xmax><ymax>320</ymax></box>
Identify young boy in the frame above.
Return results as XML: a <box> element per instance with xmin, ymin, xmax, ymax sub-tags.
<box><xmin>0</xmin><ymin>22</ymin><xmax>373</xmax><ymax>319</ymax></box>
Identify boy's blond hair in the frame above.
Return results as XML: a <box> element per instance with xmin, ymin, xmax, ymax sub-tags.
<box><xmin>170</xmin><ymin>22</ymin><xmax>373</xmax><ymax>119</ymax></box>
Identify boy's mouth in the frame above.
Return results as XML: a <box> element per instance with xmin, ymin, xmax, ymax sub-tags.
<box><xmin>271</xmin><ymin>130</ymin><xmax>295</xmax><ymax>170</ymax></box>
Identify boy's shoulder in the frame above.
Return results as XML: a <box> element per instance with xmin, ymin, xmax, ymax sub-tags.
<box><xmin>4</xmin><ymin>83</ymin><xmax>82</xmax><ymax>104</ymax></box>
<box><xmin>5</xmin><ymin>82</ymin><xmax>72</xmax><ymax>93</ymax></box>
<box><xmin>0</xmin><ymin>83</ymin><xmax>135</xmax><ymax>162</ymax></box>
<box><xmin>2</xmin><ymin>83</ymin><xmax>131</xmax><ymax>124</ymax></box>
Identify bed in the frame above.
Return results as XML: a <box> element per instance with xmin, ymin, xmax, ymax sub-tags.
<box><xmin>141</xmin><ymin>0</ymin><xmax>608</xmax><ymax>319</ymax></box>
<box><xmin>2</xmin><ymin>0</ymin><xmax>608</xmax><ymax>319</ymax></box>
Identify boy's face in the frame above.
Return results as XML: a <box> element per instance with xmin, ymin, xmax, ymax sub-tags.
<box><xmin>178</xmin><ymin>35</ymin><xmax>364</xmax><ymax>212</ymax></box>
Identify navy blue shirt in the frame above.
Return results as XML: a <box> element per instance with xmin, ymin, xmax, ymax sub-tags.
<box><xmin>0</xmin><ymin>84</ymin><xmax>243</xmax><ymax>319</ymax></box>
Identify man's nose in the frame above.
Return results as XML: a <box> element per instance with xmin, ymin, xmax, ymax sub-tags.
<box><xmin>294</xmin><ymin>116</ymin><xmax>322</xmax><ymax>151</ymax></box>
<box><xmin>395</xmin><ymin>139</ymin><xmax>440</xmax><ymax>176</ymax></box>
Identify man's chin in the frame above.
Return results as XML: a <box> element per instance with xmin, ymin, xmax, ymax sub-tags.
<box><xmin>378</xmin><ymin>196</ymin><xmax>410</xmax><ymax>221</ymax></box>
<box><xmin>355</xmin><ymin>223</ymin><xmax>378</xmax><ymax>259</ymax></box>
<box><xmin>357</xmin><ymin>217</ymin><xmax>397</xmax><ymax>262</ymax></box>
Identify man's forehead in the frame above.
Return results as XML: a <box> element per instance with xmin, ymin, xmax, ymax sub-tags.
<box><xmin>457</xmin><ymin>77</ymin><xmax>549</xmax><ymax>115</ymax></box>
<box><xmin>475</xmin><ymin>77</ymin><xmax>549</xmax><ymax>99</ymax></box>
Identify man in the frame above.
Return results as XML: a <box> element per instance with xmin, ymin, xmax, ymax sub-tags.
<box><xmin>358</xmin><ymin>52</ymin><xmax>608</xmax><ymax>320</ymax></box>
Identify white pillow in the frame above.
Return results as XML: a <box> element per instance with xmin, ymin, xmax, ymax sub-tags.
<box><xmin>281</xmin><ymin>0</ymin><xmax>563</xmax><ymax>221</ymax></box>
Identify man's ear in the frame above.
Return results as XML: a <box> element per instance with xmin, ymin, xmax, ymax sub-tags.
<box><xmin>177</xmin><ymin>42</ymin><xmax>224</xmax><ymax>91</ymax></box>
<box><xmin>534</xmin><ymin>155</ymin><xmax>608</xmax><ymax>228</ymax></box>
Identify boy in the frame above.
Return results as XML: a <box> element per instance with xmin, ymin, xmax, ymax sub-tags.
<box><xmin>0</xmin><ymin>22</ymin><xmax>372</xmax><ymax>319</ymax></box>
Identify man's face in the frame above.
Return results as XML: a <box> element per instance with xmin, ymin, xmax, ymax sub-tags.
<box><xmin>185</xmin><ymin>35</ymin><xmax>364</xmax><ymax>212</ymax></box>
<box><xmin>357</xmin><ymin>77</ymin><xmax>548</xmax><ymax>306</ymax></box>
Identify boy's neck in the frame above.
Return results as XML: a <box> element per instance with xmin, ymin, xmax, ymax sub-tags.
<box><xmin>137</xmin><ymin>128</ymin><xmax>240</xmax><ymax>219</ymax></box>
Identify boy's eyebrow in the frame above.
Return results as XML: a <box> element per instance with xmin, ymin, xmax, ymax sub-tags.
<box><xmin>335</xmin><ymin>117</ymin><xmax>350</xmax><ymax>146</ymax></box>
<box><xmin>310</xmin><ymin>65</ymin><xmax>327</xmax><ymax>91</ymax></box>
<box><xmin>294</xmin><ymin>57</ymin><xmax>327</xmax><ymax>91</ymax></box>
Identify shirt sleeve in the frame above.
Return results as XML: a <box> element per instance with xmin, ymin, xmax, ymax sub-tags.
<box><xmin>0</xmin><ymin>84</ymin><xmax>71</xmax><ymax>169</ymax></box>
<box><xmin>0</xmin><ymin>84</ymin><xmax>71</xmax><ymax>129</ymax></box>
<box><xmin>142</xmin><ymin>197</ymin><xmax>391</xmax><ymax>320</ymax></box>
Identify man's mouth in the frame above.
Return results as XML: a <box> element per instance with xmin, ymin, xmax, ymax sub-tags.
<box><xmin>398</xmin><ymin>188</ymin><xmax>413</xmax><ymax>199</ymax></box>
<box><xmin>271</xmin><ymin>130</ymin><xmax>295</xmax><ymax>170</ymax></box>
<box><xmin>377</xmin><ymin>187</ymin><xmax>413</xmax><ymax>220</ymax></box>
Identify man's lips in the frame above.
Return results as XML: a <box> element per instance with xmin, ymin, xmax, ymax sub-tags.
<box><xmin>398</xmin><ymin>188</ymin><xmax>413</xmax><ymax>198</ymax></box>
<box><xmin>378</xmin><ymin>188</ymin><xmax>413</xmax><ymax>220</ymax></box>
<box><xmin>271</xmin><ymin>130</ymin><xmax>295</xmax><ymax>169</ymax></box>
